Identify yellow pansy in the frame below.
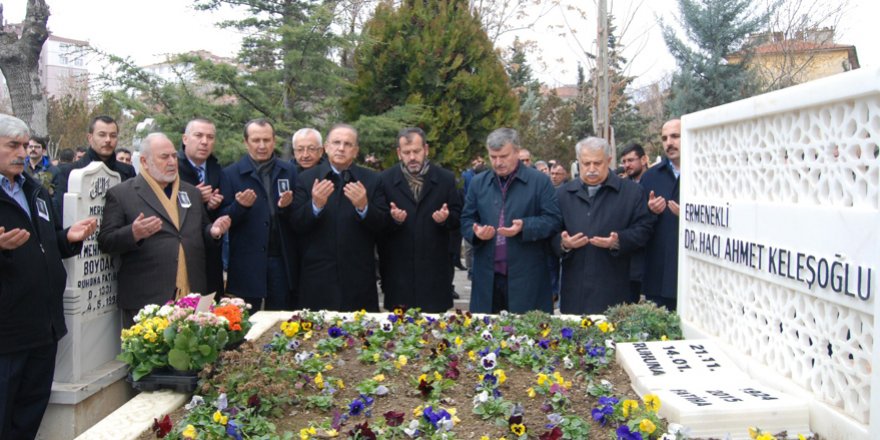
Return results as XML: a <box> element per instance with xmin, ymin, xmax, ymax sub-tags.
<box><xmin>324</xmin><ymin>363</ymin><xmax>333</xmax><ymax>371</ymax></box>
<box><xmin>643</xmin><ymin>393</ymin><xmax>661</xmax><ymax>412</ymax></box>
<box><xmin>182</xmin><ymin>424</ymin><xmax>197</xmax><ymax>439</ymax></box>
<box><xmin>639</xmin><ymin>419</ymin><xmax>656</xmax><ymax>435</ymax></box>
<box><xmin>213</xmin><ymin>410</ymin><xmax>228</xmax><ymax>425</ymax></box>
<box><xmin>413</xmin><ymin>405</ymin><xmax>423</xmax><ymax>417</ymax></box>
<box><xmin>481</xmin><ymin>436</ymin><xmax>491</xmax><ymax>440</ymax></box>
<box><xmin>433</xmin><ymin>371</ymin><xmax>443</xmax><ymax>382</ymax></box>
<box><xmin>373</xmin><ymin>374</ymin><xmax>385</xmax><ymax>382</ymax></box>
<box><xmin>536</xmin><ymin>373</ymin><xmax>549</xmax><ymax>385</ymax></box>
<box><xmin>660</xmin><ymin>335</ymin><xmax>668</xmax><ymax>341</ymax></box>
<box><xmin>500</xmin><ymin>340</ymin><xmax>508</xmax><ymax>349</ymax></box>
<box><xmin>314</xmin><ymin>372</ymin><xmax>324</xmax><ymax>389</ymax></box>
<box><xmin>418</xmin><ymin>373</ymin><xmax>428</xmax><ymax>383</ymax></box>
<box><xmin>541</xmin><ymin>328</ymin><xmax>551</xmax><ymax>338</ymax></box>
<box><xmin>439</xmin><ymin>321</ymin><xmax>448</xmax><ymax>329</ymax></box>
<box><xmin>468</xmin><ymin>350</ymin><xmax>476</xmax><ymax>361</ymax></box>
<box><xmin>756</xmin><ymin>434</ymin><xmax>776</xmax><ymax>440</ymax></box>
<box><xmin>598</xmin><ymin>321</ymin><xmax>614</xmax><ymax>333</ymax></box>
<box><xmin>552</xmin><ymin>371</ymin><xmax>564</xmax><ymax>384</ymax></box>
<box><xmin>622</xmin><ymin>399</ymin><xmax>639</xmax><ymax>417</ymax></box>
<box><xmin>527</xmin><ymin>387</ymin><xmax>536</xmax><ymax>398</ymax></box>
<box><xmin>495</xmin><ymin>369</ymin><xmax>507</xmax><ymax>385</ymax></box>
<box><xmin>463</xmin><ymin>317</ymin><xmax>472</xmax><ymax>327</ymax></box>
<box><xmin>337</xmin><ymin>379</ymin><xmax>345</xmax><ymax>389</ymax></box>
<box><xmin>373</xmin><ymin>353</ymin><xmax>381</xmax><ymax>363</ymax></box>
<box><xmin>455</xmin><ymin>336</ymin><xmax>463</xmax><ymax>347</ymax></box>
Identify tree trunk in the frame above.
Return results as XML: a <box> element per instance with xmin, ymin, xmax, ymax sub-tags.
<box><xmin>0</xmin><ymin>0</ymin><xmax>50</xmax><ymax>136</ymax></box>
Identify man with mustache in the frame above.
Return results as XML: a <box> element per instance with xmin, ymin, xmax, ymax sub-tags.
<box><xmin>553</xmin><ymin>137</ymin><xmax>652</xmax><ymax>314</ymax></box>
<box><xmin>98</xmin><ymin>133</ymin><xmax>231</xmax><ymax>326</ymax></box>
<box><xmin>461</xmin><ymin>127</ymin><xmax>562</xmax><ymax>314</ymax></box>
<box><xmin>640</xmin><ymin>118</ymin><xmax>682</xmax><ymax>311</ymax></box>
<box><xmin>54</xmin><ymin>116</ymin><xmax>136</xmax><ymax>214</ymax></box>
<box><xmin>377</xmin><ymin>127</ymin><xmax>462</xmax><ymax>312</ymax></box>
<box><xmin>292</xmin><ymin>123</ymin><xmax>390</xmax><ymax>311</ymax></box>
<box><xmin>0</xmin><ymin>114</ymin><xmax>97</xmax><ymax>440</ymax></box>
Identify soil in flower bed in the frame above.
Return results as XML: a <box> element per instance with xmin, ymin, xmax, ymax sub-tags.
<box><xmin>137</xmin><ymin>310</ymin><xmax>656</xmax><ymax>439</ymax></box>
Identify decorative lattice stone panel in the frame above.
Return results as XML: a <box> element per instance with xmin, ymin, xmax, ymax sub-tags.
<box><xmin>679</xmin><ymin>66</ymin><xmax>880</xmax><ymax>439</ymax></box>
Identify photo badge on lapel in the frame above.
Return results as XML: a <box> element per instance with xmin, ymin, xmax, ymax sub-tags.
<box><xmin>277</xmin><ymin>179</ymin><xmax>290</xmax><ymax>195</ymax></box>
<box><xmin>179</xmin><ymin>191</ymin><xmax>192</xmax><ymax>208</ymax></box>
<box><xmin>36</xmin><ymin>198</ymin><xmax>51</xmax><ymax>221</ymax></box>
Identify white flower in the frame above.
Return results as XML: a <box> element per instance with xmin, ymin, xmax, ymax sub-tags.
<box><xmin>604</xmin><ymin>338</ymin><xmax>616</xmax><ymax>349</ymax></box>
<box><xmin>563</xmin><ymin>356</ymin><xmax>574</xmax><ymax>369</ymax></box>
<box><xmin>375</xmin><ymin>385</ymin><xmax>389</xmax><ymax>396</ymax></box>
<box><xmin>294</xmin><ymin>351</ymin><xmax>313</xmax><ymax>364</ymax></box>
<box><xmin>157</xmin><ymin>304</ymin><xmax>175</xmax><ymax>317</ymax></box>
<box><xmin>480</xmin><ymin>329</ymin><xmax>493</xmax><ymax>341</ymax></box>
<box><xmin>184</xmin><ymin>395</ymin><xmax>204</xmax><ymax>410</ymax></box>
<box><xmin>404</xmin><ymin>420</ymin><xmax>420</xmax><ymax>437</ymax></box>
<box><xmin>473</xmin><ymin>391</ymin><xmax>489</xmax><ymax>406</ymax></box>
<box><xmin>380</xmin><ymin>319</ymin><xmax>394</xmax><ymax>333</ymax></box>
<box><xmin>438</xmin><ymin>416</ymin><xmax>454</xmax><ymax>431</ymax></box>
<box><xmin>600</xmin><ymin>379</ymin><xmax>613</xmax><ymax>391</ymax></box>
<box><xmin>431</xmin><ymin>329</ymin><xmax>443</xmax><ymax>339</ymax></box>
<box><xmin>480</xmin><ymin>352</ymin><xmax>497</xmax><ymax>370</ymax></box>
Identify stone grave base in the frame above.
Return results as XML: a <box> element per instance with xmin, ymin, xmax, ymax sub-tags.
<box><xmin>37</xmin><ymin>361</ymin><xmax>134</xmax><ymax>439</ymax></box>
<box><xmin>681</xmin><ymin>320</ymin><xmax>870</xmax><ymax>440</ymax></box>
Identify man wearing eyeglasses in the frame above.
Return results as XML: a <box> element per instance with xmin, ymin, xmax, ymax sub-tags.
<box><xmin>292</xmin><ymin>123</ymin><xmax>390</xmax><ymax>312</ymax></box>
<box><xmin>291</xmin><ymin>128</ymin><xmax>325</xmax><ymax>172</ymax></box>
<box><xmin>24</xmin><ymin>136</ymin><xmax>59</xmax><ymax>184</ymax></box>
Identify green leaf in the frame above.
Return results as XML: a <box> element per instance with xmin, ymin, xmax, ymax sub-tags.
<box><xmin>168</xmin><ymin>348</ymin><xmax>192</xmax><ymax>371</ymax></box>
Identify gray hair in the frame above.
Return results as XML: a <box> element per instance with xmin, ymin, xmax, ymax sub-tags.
<box><xmin>292</xmin><ymin>127</ymin><xmax>322</xmax><ymax>146</ymax></box>
<box><xmin>486</xmin><ymin>128</ymin><xmax>520</xmax><ymax>151</ymax></box>
<box><xmin>184</xmin><ymin>118</ymin><xmax>215</xmax><ymax>134</ymax></box>
<box><xmin>140</xmin><ymin>132</ymin><xmax>173</xmax><ymax>159</ymax></box>
<box><xmin>535</xmin><ymin>160</ymin><xmax>548</xmax><ymax>168</ymax></box>
<box><xmin>0</xmin><ymin>114</ymin><xmax>30</xmax><ymax>139</ymax></box>
<box><xmin>574</xmin><ymin>137</ymin><xmax>611</xmax><ymax>157</ymax></box>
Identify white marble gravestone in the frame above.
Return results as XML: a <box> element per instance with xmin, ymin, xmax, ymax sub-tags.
<box><xmin>616</xmin><ymin>339</ymin><xmax>748</xmax><ymax>396</ymax></box>
<box><xmin>677</xmin><ymin>66</ymin><xmax>880</xmax><ymax>440</ymax></box>
<box><xmin>38</xmin><ymin>162</ymin><xmax>134</xmax><ymax>439</ymax></box>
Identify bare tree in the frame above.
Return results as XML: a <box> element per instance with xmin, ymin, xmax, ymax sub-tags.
<box><xmin>0</xmin><ymin>0</ymin><xmax>50</xmax><ymax>135</ymax></box>
<box><xmin>753</xmin><ymin>0</ymin><xmax>850</xmax><ymax>90</ymax></box>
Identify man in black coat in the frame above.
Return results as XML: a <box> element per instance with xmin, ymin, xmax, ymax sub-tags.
<box><xmin>553</xmin><ymin>137</ymin><xmax>653</xmax><ymax>314</ymax></box>
<box><xmin>641</xmin><ymin>119</ymin><xmax>682</xmax><ymax>311</ymax></box>
<box><xmin>0</xmin><ymin>114</ymin><xmax>97</xmax><ymax>439</ymax></box>
<box><xmin>378</xmin><ymin>128</ymin><xmax>462</xmax><ymax>312</ymax></box>
<box><xmin>53</xmin><ymin>116</ymin><xmax>136</xmax><ymax>214</ymax></box>
<box><xmin>177</xmin><ymin>118</ymin><xmax>227</xmax><ymax>295</ymax></box>
<box><xmin>292</xmin><ymin>124</ymin><xmax>389</xmax><ymax>312</ymax></box>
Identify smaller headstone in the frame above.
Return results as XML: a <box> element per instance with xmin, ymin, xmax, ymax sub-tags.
<box><xmin>617</xmin><ymin>339</ymin><xmax>809</xmax><ymax>439</ymax></box>
<box><xmin>56</xmin><ymin>162</ymin><xmax>123</xmax><ymax>383</ymax></box>
<box><xmin>652</xmin><ymin>381</ymin><xmax>809</xmax><ymax>440</ymax></box>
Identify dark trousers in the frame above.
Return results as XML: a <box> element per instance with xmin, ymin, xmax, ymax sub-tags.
<box><xmin>0</xmin><ymin>342</ymin><xmax>57</xmax><ymax>440</ymax></box>
<box><xmin>492</xmin><ymin>273</ymin><xmax>509</xmax><ymax>314</ymax></box>
<box><xmin>242</xmin><ymin>256</ymin><xmax>291</xmax><ymax>312</ymax></box>
<box><xmin>645</xmin><ymin>294</ymin><xmax>677</xmax><ymax>312</ymax></box>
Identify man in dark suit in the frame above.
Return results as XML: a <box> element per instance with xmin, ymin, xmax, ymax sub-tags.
<box><xmin>0</xmin><ymin>114</ymin><xmax>97</xmax><ymax>440</ymax></box>
<box><xmin>378</xmin><ymin>128</ymin><xmax>461</xmax><ymax>312</ymax></box>
<box><xmin>54</xmin><ymin>116</ymin><xmax>136</xmax><ymax>214</ymax></box>
<box><xmin>292</xmin><ymin>123</ymin><xmax>389</xmax><ymax>312</ymax></box>
<box><xmin>641</xmin><ymin>119</ymin><xmax>682</xmax><ymax>311</ymax></box>
<box><xmin>553</xmin><ymin>137</ymin><xmax>653</xmax><ymax>314</ymax></box>
<box><xmin>292</xmin><ymin>127</ymin><xmax>325</xmax><ymax>172</ymax></box>
<box><xmin>178</xmin><ymin>118</ymin><xmax>227</xmax><ymax>295</ymax></box>
<box><xmin>221</xmin><ymin>119</ymin><xmax>297</xmax><ymax>311</ymax></box>
<box><xmin>98</xmin><ymin>133</ymin><xmax>231</xmax><ymax>326</ymax></box>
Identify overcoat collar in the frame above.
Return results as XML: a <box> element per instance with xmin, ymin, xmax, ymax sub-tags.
<box><xmin>133</xmin><ymin>174</ymin><xmax>188</xmax><ymax>228</ymax></box>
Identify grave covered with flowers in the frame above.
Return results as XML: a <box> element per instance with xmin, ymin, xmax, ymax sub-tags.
<box><xmin>118</xmin><ymin>295</ymin><xmax>252</xmax><ymax>382</ymax></box>
<box><xmin>140</xmin><ymin>303</ymin><xmax>697</xmax><ymax>440</ymax></box>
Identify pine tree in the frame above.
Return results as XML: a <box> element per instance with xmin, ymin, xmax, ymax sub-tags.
<box><xmin>344</xmin><ymin>0</ymin><xmax>518</xmax><ymax>171</ymax></box>
<box><xmin>661</xmin><ymin>0</ymin><xmax>772</xmax><ymax>116</ymax></box>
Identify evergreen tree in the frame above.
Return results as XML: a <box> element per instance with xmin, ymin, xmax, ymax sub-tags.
<box><xmin>506</xmin><ymin>38</ymin><xmax>540</xmax><ymax>101</ymax></box>
<box><xmin>344</xmin><ymin>0</ymin><xmax>518</xmax><ymax>171</ymax></box>
<box><xmin>661</xmin><ymin>0</ymin><xmax>772</xmax><ymax>116</ymax></box>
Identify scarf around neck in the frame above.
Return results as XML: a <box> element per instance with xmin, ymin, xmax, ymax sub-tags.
<box><xmin>141</xmin><ymin>170</ymin><xmax>191</xmax><ymax>299</ymax></box>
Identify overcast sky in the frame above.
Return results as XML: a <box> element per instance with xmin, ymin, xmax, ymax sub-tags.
<box><xmin>1</xmin><ymin>0</ymin><xmax>876</xmax><ymax>89</ymax></box>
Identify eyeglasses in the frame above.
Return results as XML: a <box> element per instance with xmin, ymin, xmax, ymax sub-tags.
<box><xmin>293</xmin><ymin>146</ymin><xmax>322</xmax><ymax>154</ymax></box>
<box><xmin>27</xmin><ymin>144</ymin><xmax>42</xmax><ymax>150</ymax></box>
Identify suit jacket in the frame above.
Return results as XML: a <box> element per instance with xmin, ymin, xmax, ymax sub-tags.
<box><xmin>291</xmin><ymin>163</ymin><xmax>389</xmax><ymax>312</ymax></box>
<box><xmin>552</xmin><ymin>173</ymin><xmax>653</xmax><ymax>314</ymax></box>
<box><xmin>460</xmin><ymin>165</ymin><xmax>562</xmax><ymax>313</ymax></box>
<box><xmin>639</xmin><ymin>157</ymin><xmax>681</xmax><ymax>299</ymax></box>
<box><xmin>97</xmin><ymin>175</ymin><xmax>215</xmax><ymax>311</ymax></box>
<box><xmin>378</xmin><ymin>164</ymin><xmax>462</xmax><ymax>312</ymax></box>
<box><xmin>178</xmin><ymin>149</ymin><xmax>227</xmax><ymax>294</ymax></box>
<box><xmin>220</xmin><ymin>155</ymin><xmax>297</xmax><ymax>299</ymax></box>
<box><xmin>0</xmin><ymin>173</ymin><xmax>81</xmax><ymax>353</ymax></box>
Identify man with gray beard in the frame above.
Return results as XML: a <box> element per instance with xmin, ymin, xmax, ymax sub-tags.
<box><xmin>98</xmin><ymin>133</ymin><xmax>231</xmax><ymax>325</ymax></box>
